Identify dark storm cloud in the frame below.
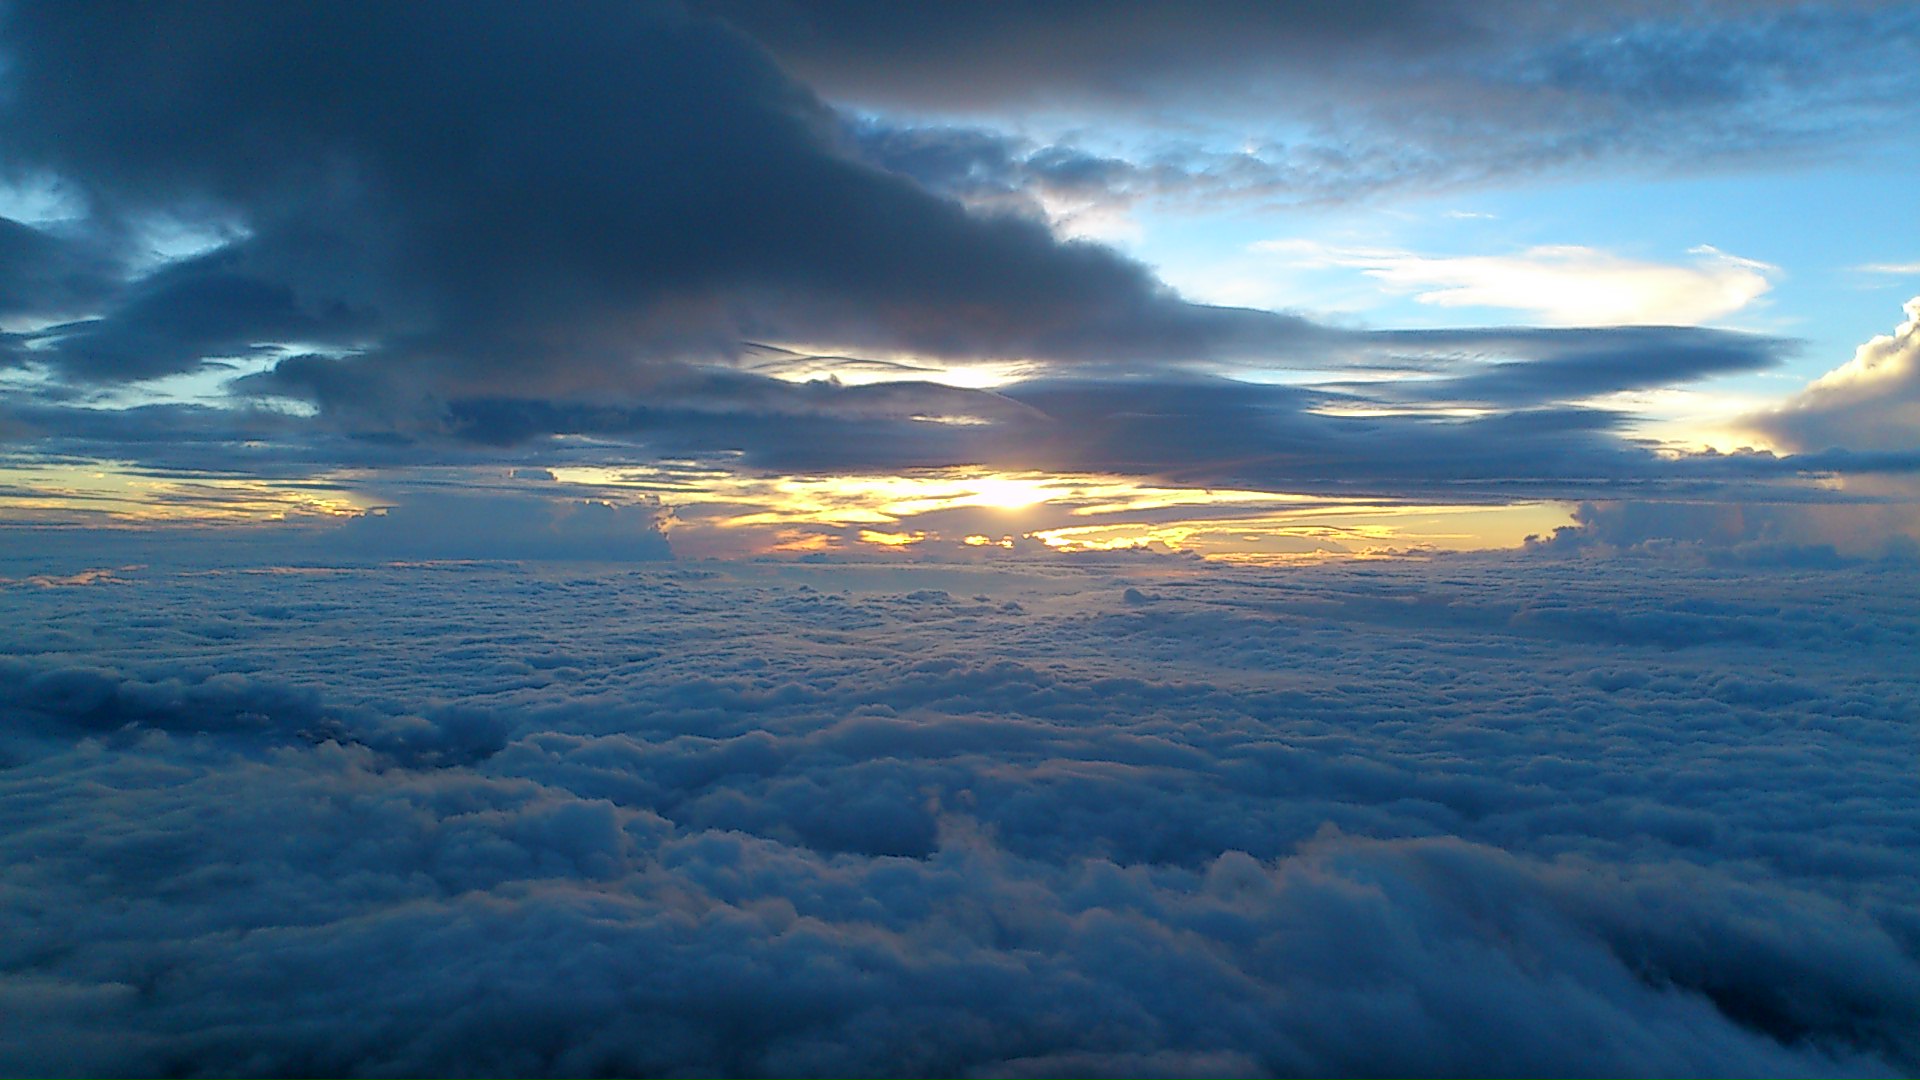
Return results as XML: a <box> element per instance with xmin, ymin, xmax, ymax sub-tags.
<box><xmin>729</xmin><ymin>2</ymin><xmax>1918</xmax><ymax>138</ymax></box>
<box><xmin>718</xmin><ymin>1</ymin><xmax>1920</xmax><ymax>202</ymax></box>
<box><xmin>843</xmin><ymin>118</ymin><xmax>1491</xmax><ymax>220</ymax></box>
<box><xmin>701</xmin><ymin>0</ymin><xmax>1493</xmax><ymax>109</ymax></box>
<box><xmin>0</xmin><ymin>2</ymin><xmax>1804</xmax><ymax>400</ymax></box>
<box><xmin>0</xmin><ymin>217</ymin><xmax>120</xmax><ymax>327</ymax></box>
<box><xmin>1356</xmin><ymin>324</ymin><xmax>1794</xmax><ymax>407</ymax></box>
<box><xmin>0</xmin><ymin>389</ymin><xmax>1649</xmax><ymax>508</ymax></box>
<box><xmin>0</xmin><ymin>303</ymin><xmax>1818</xmax><ymax>524</ymax></box>
<box><xmin>32</xmin><ymin>245</ymin><xmax>377</xmax><ymax>383</ymax></box>
<box><xmin>987</xmin><ymin>379</ymin><xmax>1669</xmax><ymax>499</ymax></box>
<box><xmin>845</xmin><ymin>120</ymin><xmax>1270</xmax><ymax>217</ymax></box>
<box><xmin>3</xmin><ymin>554</ymin><xmax>1918</xmax><ymax>1074</ymax></box>
<box><xmin>0</xmin><ymin>361</ymin><xmax>1803</xmax><ymax>510</ymax></box>
<box><xmin>244</xmin><ymin>317</ymin><xmax>1787</xmax><ymax>489</ymax></box>
<box><xmin>0</xmin><ymin>398</ymin><xmax>436</xmax><ymax>478</ymax></box>
<box><xmin>0</xmin><ymin>0</ymin><xmax>1328</xmax><ymax>396</ymax></box>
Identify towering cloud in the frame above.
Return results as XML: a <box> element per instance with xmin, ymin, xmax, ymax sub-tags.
<box><xmin>1755</xmin><ymin>297</ymin><xmax>1920</xmax><ymax>455</ymax></box>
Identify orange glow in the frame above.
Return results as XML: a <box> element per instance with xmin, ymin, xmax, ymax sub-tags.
<box><xmin>763</xmin><ymin>529</ymin><xmax>837</xmax><ymax>554</ymax></box>
<box><xmin>858</xmin><ymin>529</ymin><xmax>927</xmax><ymax>547</ymax></box>
<box><xmin>0</xmin><ymin>462</ymin><xmax>369</xmax><ymax>525</ymax></box>
<box><xmin>1</xmin><ymin>458</ymin><xmax>1580</xmax><ymax>560</ymax></box>
<box><xmin>966</xmin><ymin>476</ymin><xmax>1049</xmax><ymax>510</ymax></box>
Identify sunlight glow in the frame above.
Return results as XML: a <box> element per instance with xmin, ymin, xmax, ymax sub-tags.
<box><xmin>1613</xmin><ymin>387</ymin><xmax>1792</xmax><ymax>455</ymax></box>
<box><xmin>965</xmin><ymin>476</ymin><xmax>1049</xmax><ymax>510</ymax></box>
<box><xmin>743</xmin><ymin>345</ymin><xmax>1032</xmax><ymax>390</ymax></box>
<box><xmin>0</xmin><ymin>462</ymin><xmax>369</xmax><ymax>525</ymax></box>
<box><xmin>486</xmin><ymin>465</ymin><xmax>1583</xmax><ymax>558</ymax></box>
<box><xmin>2</xmin><ymin>457</ymin><xmax>1581</xmax><ymax>561</ymax></box>
<box><xmin>858</xmin><ymin>528</ymin><xmax>927</xmax><ymax>547</ymax></box>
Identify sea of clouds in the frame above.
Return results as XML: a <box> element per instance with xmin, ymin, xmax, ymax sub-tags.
<box><xmin>3</xmin><ymin>548</ymin><xmax>1917</xmax><ymax>1077</ymax></box>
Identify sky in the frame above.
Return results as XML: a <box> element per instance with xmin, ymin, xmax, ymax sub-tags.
<box><xmin>4</xmin><ymin>3</ymin><xmax>1920</xmax><ymax>1077</ymax></box>
<box><xmin>2</xmin><ymin>0</ymin><xmax>1919</xmax><ymax>558</ymax></box>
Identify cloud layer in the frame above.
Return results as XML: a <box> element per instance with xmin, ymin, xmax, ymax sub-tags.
<box><xmin>3</xmin><ymin>550</ymin><xmax>1917</xmax><ymax>1075</ymax></box>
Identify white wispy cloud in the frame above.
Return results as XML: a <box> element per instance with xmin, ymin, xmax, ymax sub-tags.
<box><xmin>1256</xmin><ymin>240</ymin><xmax>1777</xmax><ymax>326</ymax></box>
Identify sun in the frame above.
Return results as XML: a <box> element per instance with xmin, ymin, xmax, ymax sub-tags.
<box><xmin>966</xmin><ymin>476</ymin><xmax>1050</xmax><ymax>510</ymax></box>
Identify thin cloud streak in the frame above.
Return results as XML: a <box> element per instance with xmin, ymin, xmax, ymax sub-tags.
<box><xmin>1255</xmin><ymin>241</ymin><xmax>1777</xmax><ymax>327</ymax></box>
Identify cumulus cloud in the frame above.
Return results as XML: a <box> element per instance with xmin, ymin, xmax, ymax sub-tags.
<box><xmin>337</xmin><ymin>490</ymin><xmax>672</xmax><ymax>562</ymax></box>
<box><xmin>1753</xmin><ymin>296</ymin><xmax>1920</xmax><ymax>454</ymax></box>
<box><xmin>2</xmin><ymin>550</ymin><xmax>1918</xmax><ymax>1074</ymax></box>
<box><xmin>1527</xmin><ymin>499</ymin><xmax>1920</xmax><ymax>562</ymax></box>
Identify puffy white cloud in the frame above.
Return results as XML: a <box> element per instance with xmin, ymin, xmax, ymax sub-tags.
<box><xmin>1754</xmin><ymin>296</ymin><xmax>1920</xmax><ymax>454</ymax></box>
<box><xmin>1527</xmin><ymin>499</ymin><xmax>1920</xmax><ymax>562</ymax></box>
<box><xmin>2</xmin><ymin>548</ymin><xmax>1917</xmax><ymax>1074</ymax></box>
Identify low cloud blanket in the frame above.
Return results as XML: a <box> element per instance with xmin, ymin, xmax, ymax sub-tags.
<box><xmin>2</xmin><ymin>552</ymin><xmax>1916</xmax><ymax>1076</ymax></box>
